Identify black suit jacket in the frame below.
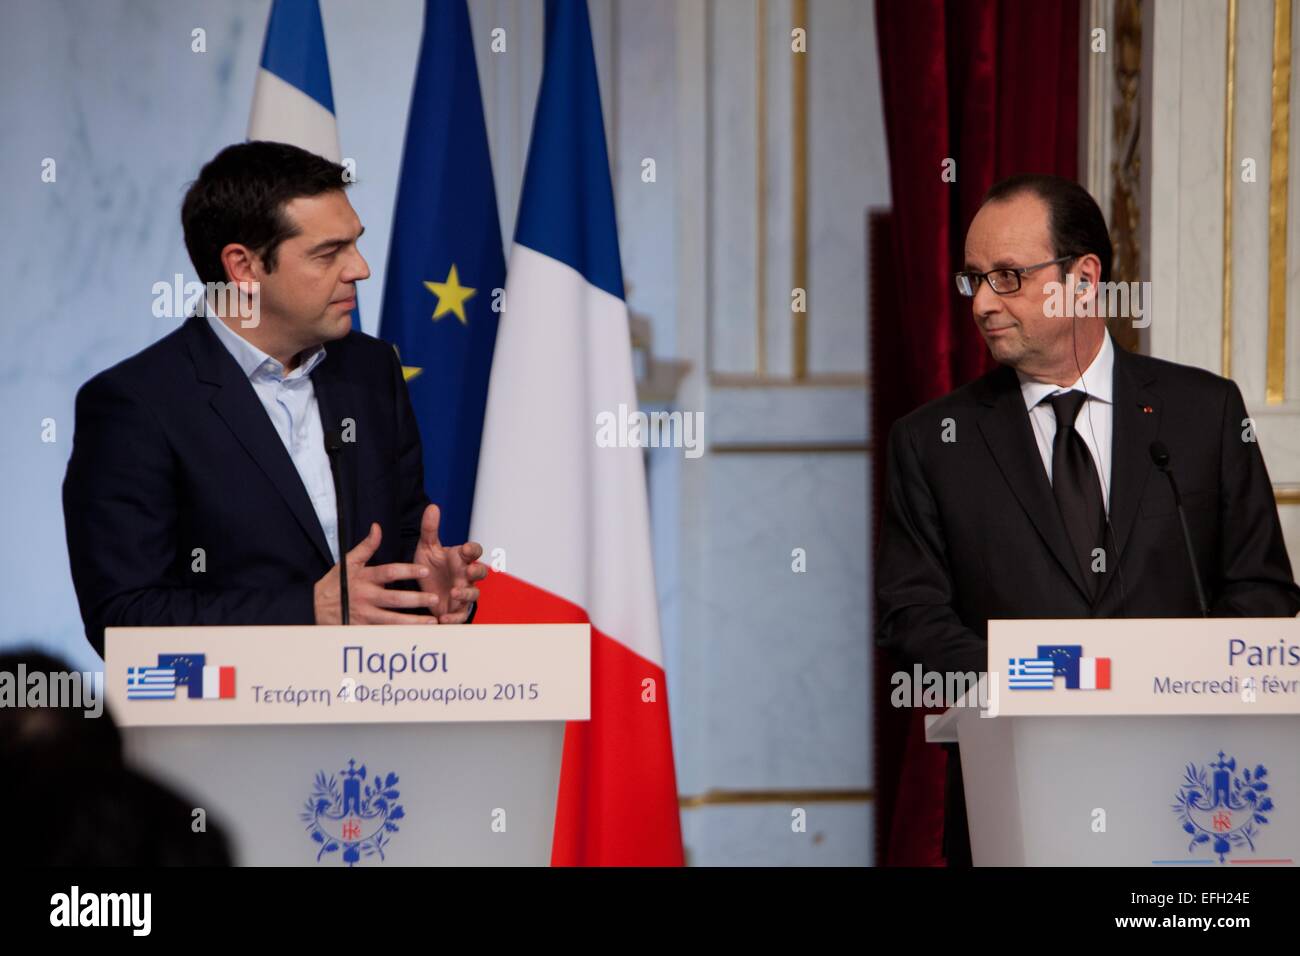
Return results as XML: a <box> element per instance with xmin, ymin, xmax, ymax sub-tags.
<box><xmin>64</xmin><ymin>315</ymin><xmax>434</xmax><ymax>656</ymax></box>
<box><xmin>877</xmin><ymin>340</ymin><xmax>1300</xmax><ymax>674</ymax></box>
<box><xmin>875</xmin><ymin>338</ymin><xmax>1300</xmax><ymax>864</ymax></box>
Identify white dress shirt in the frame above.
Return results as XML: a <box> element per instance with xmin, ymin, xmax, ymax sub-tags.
<box><xmin>1017</xmin><ymin>333</ymin><xmax>1114</xmax><ymax>514</ymax></box>
<box><xmin>205</xmin><ymin>312</ymin><xmax>340</xmax><ymax>563</ymax></box>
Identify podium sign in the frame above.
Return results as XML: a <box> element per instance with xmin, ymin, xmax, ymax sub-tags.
<box><xmin>925</xmin><ymin>619</ymin><xmax>1299</xmax><ymax>866</ymax></box>
<box><xmin>987</xmin><ymin>618</ymin><xmax>1300</xmax><ymax>716</ymax></box>
<box><xmin>105</xmin><ymin>623</ymin><xmax>589</xmax><ymax>726</ymax></box>
<box><xmin>104</xmin><ymin>624</ymin><xmax>590</xmax><ymax>866</ymax></box>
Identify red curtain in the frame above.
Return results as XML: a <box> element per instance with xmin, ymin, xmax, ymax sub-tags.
<box><xmin>871</xmin><ymin>0</ymin><xmax>1080</xmax><ymax>866</ymax></box>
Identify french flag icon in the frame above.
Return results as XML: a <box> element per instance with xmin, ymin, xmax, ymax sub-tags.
<box><xmin>1077</xmin><ymin>657</ymin><xmax>1111</xmax><ymax>690</ymax></box>
<box><xmin>201</xmin><ymin>666</ymin><xmax>236</xmax><ymax>700</ymax></box>
<box><xmin>1037</xmin><ymin>645</ymin><xmax>1112</xmax><ymax>690</ymax></box>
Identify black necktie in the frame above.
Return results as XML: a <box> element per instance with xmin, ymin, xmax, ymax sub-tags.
<box><xmin>1047</xmin><ymin>391</ymin><xmax>1106</xmax><ymax>598</ymax></box>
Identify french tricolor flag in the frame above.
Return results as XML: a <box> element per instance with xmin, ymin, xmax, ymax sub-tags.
<box><xmin>202</xmin><ymin>666</ymin><xmax>237</xmax><ymax>700</ymax></box>
<box><xmin>247</xmin><ymin>0</ymin><xmax>342</xmax><ymax>163</ymax></box>
<box><xmin>1078</xmin><ymin>657</ymin><xmax>1111</xmax><ymax>690</ymax></box>
<box><xmin>470</xmin><ymin>0</ymin><xmax>684</xmax><ymax>866</ymax></box>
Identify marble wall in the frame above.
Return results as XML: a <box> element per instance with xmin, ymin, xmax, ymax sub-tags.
<box><xmin>1143</xmin><ymin>0</ymin><xmax>1300</xmax><ymax>568</ymax></box>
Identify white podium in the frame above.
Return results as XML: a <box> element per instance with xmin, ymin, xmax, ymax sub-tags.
<box><xmin>926</xmin><ymin>618</ymin><xmax>1300</xmax><ymax>867</ymax></box>
<box><xmin>104</xmin><ymin>624</ymin><xmax>590</xmax><ymax>867</ymax></box>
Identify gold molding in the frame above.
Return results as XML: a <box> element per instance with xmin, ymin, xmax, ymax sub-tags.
<box><xmin>1267</xmin><ymin>0</ymin><xmax>1292</xmax><ymax>404</ymax></box>
<box><xmin>1276</xmin><ymin>487</ymin><xmax>1300</xmax><ymax>505</ymax></box>
<box><xmin>709</xmin><ymin>372</ymin><xmax>867</xmax><ymax>388</ymax></box>
<box><xmin>1222</xmin><ymin>0</ymin><xmax>1237</xmax><ymax>378</ymax></box>
<box><xmin>680</xmin><ymin>788</ymin><xmax>874</xmax><ymax>808</ymax></box>
<box><xmin>792</xmin><ymin>0</ymin><xmax>809</xmax><ymax>380</ymax></box>
<box><xmin>756</xmin><ymin>0</ymin><xmax>767</xmax><ymax>376</ymax></box>
<box><xmin>710</xmin><ymin>442</ymin><xmax>869</xmax><ymax>455</ymax></box>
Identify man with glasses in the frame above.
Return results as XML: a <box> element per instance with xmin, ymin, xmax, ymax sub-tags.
<box><xmin>875</xmin><ymin>173</ymin><xmax>1300</xmax><ymax>865</ymax></box>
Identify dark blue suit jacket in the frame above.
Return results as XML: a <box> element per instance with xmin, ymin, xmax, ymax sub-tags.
<box><xmin>63</xmin><ymin>315</ymin><xmax>432</xmax><ymax>656</ymax></box>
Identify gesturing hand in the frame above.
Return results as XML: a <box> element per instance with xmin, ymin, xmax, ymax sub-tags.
<box><xmin>412</xmin><ymin>504</ymin><xmax>488</xmax><ymax>624</ymax></box>
<box><xmin>313</xmin><ymin>522</ymin><xmax>441</xmax><ymax>624</ymax></box>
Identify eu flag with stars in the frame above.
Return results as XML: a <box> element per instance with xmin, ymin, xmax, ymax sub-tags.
<box><xmin>378</xmin><ymin>0</ymin><xmax>505</xmax><ymax>546</ymax></box>
<box><xmin>1038</xmin><ymin>645</ymin><xmax>1084</xmax><ymax>688</ymax></box>
<box><xmin>157</xmin><ymin>653</ymin><xmax>206</xmax><ymax>699</ymax></box>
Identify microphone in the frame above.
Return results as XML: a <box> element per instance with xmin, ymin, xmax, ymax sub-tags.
<box><xmin>324</xmin><ymin>428</ymin><xmax>350</xmax><ymax>625</ymax></box>
<box><xmin>1148</xmin><ymin>440</ymin><xmax>1208</xmax><ymax>617</ymax></box>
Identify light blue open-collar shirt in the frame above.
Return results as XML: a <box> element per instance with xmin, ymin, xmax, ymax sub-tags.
<box><xmin>205</xmin><ymin>312</ymin><xmax>340</xmax><ymax>564</ymax></box>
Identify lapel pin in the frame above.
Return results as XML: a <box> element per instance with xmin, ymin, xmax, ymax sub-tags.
<box><xmin>1141</xmin><ymin>405</ymin><xmax>1154</xmax><ymax>414</ymax></box>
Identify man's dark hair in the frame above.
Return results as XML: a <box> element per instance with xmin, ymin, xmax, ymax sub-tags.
<box><xmin>0</xmin><ymin>649</ymin><xmax>233</xmax><ymax>864</ymax></box>
<box><xmin>181</xmin><ymin>141</ymin><xmax>348</xmax><ymax>287</ymax></box>
<box><xmin>983</xmin><ymin>173</ymin><xmax>1113</xmax><ymax>283</ymax></box>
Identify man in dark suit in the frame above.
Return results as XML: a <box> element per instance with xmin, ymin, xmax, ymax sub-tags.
<box><xmin>875</xmin><ymin>174</ymin><xmax>1300</xmax><ymax>865</ymax></box>
<box><xmin>63</xmin><ymin>142</ymin><xmax>487</xmax><ymax>657</ymax></box>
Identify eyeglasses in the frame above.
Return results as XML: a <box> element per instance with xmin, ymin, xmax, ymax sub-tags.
<box><xmin>954</xmin><ymin>256</ymin><xmax>1075</xmax><ymax>296</ymax></box>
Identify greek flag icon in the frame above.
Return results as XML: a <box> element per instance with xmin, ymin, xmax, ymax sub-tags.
<box><xmin>1008</xmin><ymin>658</ymin><xmax>1055</xmax><ymax>690</ymax></box>
<box><xmin>127</xmin><ymin>666</ymin><xmax>177</xmax><ymax>700</ymax></box>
